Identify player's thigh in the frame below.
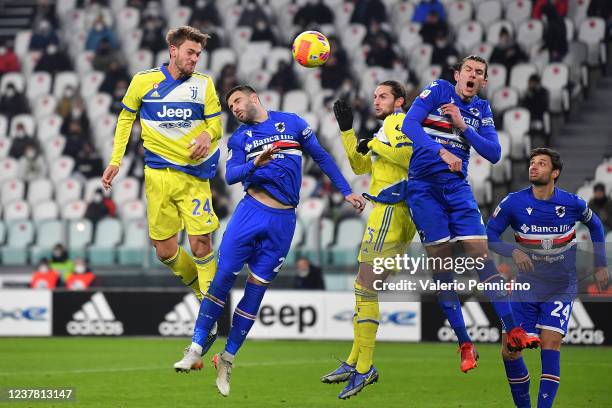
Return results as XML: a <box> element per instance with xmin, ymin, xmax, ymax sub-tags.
<box><xmin>217</xmin><ymin>199</ymin><xmax>260</xmax><ymax>274</ymax></box>
<box><xmin>510</xmin><ymin>299</ymin><xmax>539</xmax><ymax>336</ymax></box>
<box><xmin>174</xmin><ymin>172</ymin><xmax>220</xmax><ymax>237</ymax></box>
<box><xmin>536</xmin><ymin>299</ymin><xmax>573</xmax><ymax>338</ymax></box>
<box><xmin>445</xmin><ymin>180</ymin><xmax>487</xmax><ymax>241</ymax></box>
<box><xmin>247</xmin><ymin>209</ymin><xmax>297</xmax><ymax>283</ymax></box>
<box><xmin>144</xmin><ymin>166</ymin><xmax>182</xmax><ymax>241</ymax></box>
<box><xmin>406</xmin><ymin>179</ymin><xmax>450</xmax><ymax>245</ymax></box>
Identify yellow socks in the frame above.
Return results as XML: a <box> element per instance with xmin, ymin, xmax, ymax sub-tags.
<box><xmin>354</xmin><ymin>281</ymin><xmax>380</xmax><ymax>374</ymax></box>
<box><xmin>346</xmin><ymin>306</ymin><xmax>360</xmax><ymax>366</ymax></box>
<box><xmin>193</xmin><ymin>252</ymin><xmax>217</xmax><ymax>295</ymax></box>
<box><xmin>161</xmin><ymin>247</ymin><xmax>202</xmax><ymax>300</ymax></box>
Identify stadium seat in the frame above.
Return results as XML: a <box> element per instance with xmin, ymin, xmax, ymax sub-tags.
<box><xmin>390</xmin><ymin>1</ymin><xmax>415</xmax><ymax>33</ymax></box>
<box><xmin>88</xmin><ymin>217</ymin><xmax>123</xmax><ymax>265</ymax></box>
<box><xmin>169</xmin><ymin>6</ymin><xmax>191</xmax><ymax>28</ymax></box>
<box><xmin>419</xmin><ymin>65</ymin><xmax>442</xmax><ymax>88</ymax></box>
<box><xmin>30</xmin><ymin>219</ymin><xmax>64</xmax><ymax>263</ymax></box>
<box><xmin>1</xmin><ymin>179</ymin><xmax>25</xmax><ymax>206</ymax></box>
<box><xmin>0</xmin><ymin>158</ymin><xmax>19</xmax><ymax>185</ymax></box>
<box><xmin>67</xmin><ymin>30</ymin><xmax>88</xmax><ymax>60</ymax></box>
<box><xmin>32</xmin><ymin>200</ymin><xmax>59</xmax><ymax>222</ymax></box>
<box><xmin>565</xmin><ymin>17</ymin><xmax>575</xmax><ymax>41</ymax></box>
<box><xmin>238</xmin><ymin>43</ymin><xmax>268</xmax><ymax>78</ymax></box>
<box><xmin>128</xmin><ymin>49</ymin><xmax>154</xmax><ymax>76</ymax></box>
<box><xmin>50</xmin><ymin>156</ymin><xmax>75</xmax><ymax>183</ymax></box>
<box><xmin>53</xmin><ymin>71</ymin><xmax>79</xmax><ymax>99</ymax></box>
<box><xmin>303</xmin><ymin>217</ymin><xmax>335</xmax><ymax>260</ymax></box>
<box><xmin>26</xmin><ymin>72</ymin><xmax>52</xmax><ymax>103</ymax></box>
<box><xmin>75</xmin><ymin>51</ymin><xmax>95</xmax><ymax>75</ymax></box>
<box><xmin>32</xmin><ymin>94</ymin><xmax>57</xmax><ymax>120</ymax></box>
<box><xmin>564</xmin><ymin>41</ymin><xmax>589</xmax><ymax>93</ymax></box>
<box><xmin>0</xmin><ymin>137</ymin><xmax>9</xmax><ymax>159</ymax></box>
<box><xmin>0</xmin><ymin>219</ymin><xmax>4</xmax><ymax>245</ymax></box>
<box><xmin>569</xmin><ymin>0</ymin><xmax>590</xmax><ymax>27</ymax></box>
<box><xmin>1</xmin><ymin>220</ymin><xmax>34</xmax><ymax>265</ymax></box>
<box><xmin>111</xmin><ymin>177</ymin><xmax>139</xmax><ymax>208</ymax></box>
<box><xmin>470</xmin><ymin>43</ymin><xmax>495</xmax><ymax>62</ymax></box>
<box><xmin>576</xmin><ymin>181</ymin><xmax>594</xmax><ymax>203</ymax></box>
<box><xmin>468</xmin><ymin>154</ymin><xmax>493</xmax><ymax>205</ymax></box>
<box><xmin>9</xmin><ymin>114</ymin><xmax>36</xmax><ymax>138</ymax></box>
<box><xmin>476</xmin><ymin>1</ymin><xmax>503</xmax><ymax>28</ymax></box>
<box><xmin>578</xmin><ymin>17</ymin><xmax>607</xmax><ymax>68</ymax></box>
<box><xmin>55</xmin><ymin>178</ymin><xmax>83</xmax><ymax>207</ymax></box>
<box><xmin>594</xmin><ymin>161</ymin><xmax>612</xmax><ymax>191</ymax></box>
<box><xmin>300</xmin><ymin>175</ymin><xmax>317</xmax><ymax>201</ymax></box>
<box><xmin>86</xmin><ymin>93</ymin><xmax>112</xmax><ymax>121</ymax></box>
<box><xmin>350</xmin><ymin>175</ymin><xmax>371</xmax><ymax>196</ymax></box>
<box><xmin>509</xmin><ymin>62</ymin><xmax>538</xmax><ymax>96</ymax></box>
<box><xmin>486</xmin><ymin>20</ymin><xmax>514</xmax><ymax>45</ymax></box>
<box><xmin>68</xmin><ymin>219</ymin><xmax>93</xmax><ymax>258</ymax></box>
<box><xmin>116</xmin><ymin>7</ymin><xmax>140</xmax><ymax>37</ymax></box>
<box><xmin>209</xmin><ymin>48</ymin><xmax>237</xmax><ymax>77</ymax></box>
<box><xmin>447</xmin><ymin>1</ymin><xmax>473</xmax><ymax>30</ymax></box>
<box><xmin>265</xmin><ymin>47</ymin><xmax>292</xmax><ymax>73</ymax></box>
<box><xmin>317</xmin><ymin>110</ymin><xmax>338</xmax><ymax>142</ymax></box>
<box><xmin>490</xmin><ymin>86</ymin><xmax>519</xmax><ymax>115</ymax></box>
<box><xmin>118</xmin><ymin>218</ymin><xmax>148</xmax><ymax>265</ymax></box>
<box><xmin>0</xmin><ymin>72</ymin><xmax>25</xmax><ymax>94</ymax></box>
<box><xmin>0</xmin><ymin>115</ymin><xmax>7</xmax><ymax>137</ymax></box>
<box><xmin>122</xmin><ymin>29</ymin><xmax>143</xmax><ymax>58</ymax></box>
<box><xmin>505</xmin><ymin>0</ymin><xmax>532</xmax><ymax>27</ymax></box>
<box><xmin>456</xmin><ymin>21</ymin><xmax>485</xmax><ymax>54</ymax></box>
<box><xmin>4</xmin><ymin>200</ymin><xmax>30</xmax><ymax>222</ymax></box>
<box><xmin>93</xmin><ymin>114</ymin><xmax>117</xmax><ymax>145</ymax></box>
<box><xmin>110</xmin><ymin>0</ymin><xmax>127</xmax><ymax>13</ymax></box>
<box><xmin>503</xmin><ymin>107</ymin><xmax>530</xmax><ymax>139</ymax></box>
<box><xmin>120</xmin><ymin>199</ymin><xmax>145</xmax><ymax>221</ymax></box>
<box><xmin>342</xmin><ymin>24</ymin><xmax>367</xmax><ymax>47</ymax></box>
<box><xmin>245</xmin><ymin>69</ymin><xmax>271</xmax><ymax>92</ymax></box>
<box><xmin>541</xmin><ymin>63</ymin><xmax>570</xmax><ymax>114</ymax></box>
<box><xmin>282</xmin><ymin>90</ymin><xmax>309</xmax><ymax>115</ymax></box>
<box><xmin>409</xmin><ymin>44</ymin><xmax>433</xmax><ymax>74</ymax></box>
<box><xmin>221</xmin><ymin>4</ymin><xmax>244</xmax><ymax>30</ymax></box>
<box><xmin>258</xmin><ymin>90</ymin><xmax>281</xmax><ymax>111</ymax></box>
<box><xmin>335</xmin><ymin>1</ymin><xmax>355</xmax><ymax>29</ymax></box>
<box><xmin>27</xmin><ymin>178</ymin><xmax>54</xmax><ymax>206</ymax></box>
<box><xmin>13</xmin><ymin>30</ymin><xmax>31</xmax><ymax>60</ymax></box>
<box><xmin>301</xmin><ymin>111</ymin><xmax>319</xmax><ymax>134</ymax></box>
<box><xmin>61</xmin><ymin>200</ymin><xmax>86</xmax><ymax>220</ymax></box>
<box><xmin>231</xmin><ymin>27</ymin><xmax>252</xmax><ymax>54</ymax></box>
<box><xmin>398</xmin><ymin>23</ymin><xmax>423</xmax><ymax>56</ymax></box>
<box><xmin>485</xmin><ymin>63</ymin><xmax>507</xmax><ymax>98</ymax></box>
<box><xmin>298</xmin><ymin>197</ymin><xmax>326</xmax><ymax>221</ymax></box>
<box><xmin>330</xmin><ymin>218</ymin><xmax>364</xmax><ymax>266</ymax></box>
<box><xmin>37</xmin><ymin>114</ymin><xmax>62</xmax><ymax>143</ymax></box>
<box><xmin>517</xmin><ymin>20</ymin><xmax>543</xmax><ymax>54</ymax></box>
<box><xmin>491</xmin><ymin>131</ymin><xmax>512</xmax><ymax>183</ymax></box>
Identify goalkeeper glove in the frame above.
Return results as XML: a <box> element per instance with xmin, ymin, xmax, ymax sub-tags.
<box><xmin>333</xmin><ymin>99</ymin><xmax>353</xmax><ymax>131</ymax></box>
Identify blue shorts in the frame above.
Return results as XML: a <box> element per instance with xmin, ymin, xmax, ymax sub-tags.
<box><xmin>217</xmin><ymin>194</ymin><xmax>296</xmax><ymax>283</ymax></box>
<box><xmin>406</xmin><ymin>178</ymin><xmax>486</xmax><ymax>245</ymax></box>
<box><xmin>511</xmin><ymin>300</ymin><xmax>574</xmax><ymax>337</ymax></box>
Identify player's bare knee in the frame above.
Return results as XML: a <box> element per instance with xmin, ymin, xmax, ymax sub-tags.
<box><xmin>189</xmin><ymin>234</ymin><xmax>212</xmax><ymax>258</ymax></box>
<box><xmin>247</xmin><ymin>273</ymin><xmax>268</xmax><ymax>286</ymax></box>
<box><xmin>540</xmin><ymin>330</ymin><xmax>562</xmax><ymax>351</ymax></box>
<box><xmin>152</xmin><ymin>239</ymin><xmax>178</xmax><ymax>260</ymax></box>
<box><xmin>501</xmin><ymin>346</ymin><xmax>522</xmax><ymax>361</ymax></box>
<box><xmin>462</xmin><ymin>239</ymin><xmax>489</xmax><ymax>260</ymax></box>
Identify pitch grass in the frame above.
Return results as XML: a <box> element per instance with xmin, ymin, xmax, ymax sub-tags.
<box><xmin>0</xmin><ymin>338</ymin><xmax>610</xmax><ymax>407</ymax></box>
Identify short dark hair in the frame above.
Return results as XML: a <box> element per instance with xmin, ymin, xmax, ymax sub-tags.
<box><xmin>593</xmin><ymin>183</ymin><xmax>606</xmax><ymax>193</ymax></box>
<box><xmin>225</xmin><ymin>84</ymin><xmax>257</xmax><ymax>105</ymax></box>
<box><xmin>378</xmin><ymin>80</ymin><xmax>407</xmax><ymax>110</ymax></box>
<box><xmin>530</xmin><ymin>147</ymin><xmax>563</xmax><ymax>182</ymax></box>
<box><xmin>166</xmin><ymin>26</ymin><xmax>210</xmax><ymax>49</ymax></box>
<box><xmin>454</xmin><ymin>55</ymin><xmax>489</xmax><ymax>79</ymax></box>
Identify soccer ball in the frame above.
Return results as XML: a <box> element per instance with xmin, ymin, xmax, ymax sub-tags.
<box><xmin>292</xmin><ymin>31</ymin><xmax>330</xmax><ymax>68</ymax></box>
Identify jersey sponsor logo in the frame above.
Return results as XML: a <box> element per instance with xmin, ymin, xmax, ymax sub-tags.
<box><xmin>159</xmin><ymin>121</ymin><xmax>191</xmax><ymax>129</ymax></box>
<box><xmin>275</xmin><ymin>122</ymin><xmax>286</xmax><ymax>132</ymax></box>
<box><xmin>542</xmin><ymin>238</ymin><xmax>553</xmax><ymax>250</ymax></box>
<box><xmin>158</xmin><ymin>293</ymin><xmax>199</xmax><ymax>336</ymax></box>
<box><xmin>0</xmin><ymin>306</ymin><xmax>48</xmax><ymax>321</ymax></box>
<box><xmin>66</xmin><ymin>292</ymin><xmax>123</xmax><ymax>336</ymax></box>
<box><xmin>157</xmin><ymin>105</ymin><xmax>193</xmax><ymax>119</ymax></box>
<box><xmin>566</xmin><ymin>300</ymin><xmax>604</xmax><ymax>345</ymax></box>
<box><xmin>438</xmin><ymin>299</ymin><xmax>499</xmax><ymax>343</ymax></box>
<box><xmin>469</xmin><ymin>107</ymin><xmax>480</xmax><ymax>116</ymax></box>
<box><xmin>302</xmin><ymin>126</ymin><xmax>312</xmax><ymax>137</ymax></box>
<box><xmin>419</xmin><ymin>89</ymin><xmax>431</xmax><ymax>99</ymax></box>
<box><xmin>245</xmin><ymin>130</ymin><xmax>252</xmax><ymax>138</ymax></box>
<box><xmin>151</xmin><ymin>90</ymin><xmax>160</xmax><ymax>97</ymax></box>
<box><xmin>189</xmin><ymin>86</ymin><xmax>198</xmax><ymax>100</ymax></box>
<box><xmin>526</xmin><ymin>207</ymin><xmax>533</xmax><ymax>215</ymax></box>
<box><xmin>527</xmin><ymin>224</ymin><xmax>572</xmax><ymax>233</ymax></box>
<box><xmin>492</xmin><ymin>205</ymin><xmax>501</xmax><ymax>218</ymax></box>
<box><xmin>555</xmin><ymin>206</ymin><xmax>566</xmax><ymax>217</ymax></box>
<box><xmin>482</xmin><ymin>117</ymin><xmax>494</xmax><ymax>127</ymax></box>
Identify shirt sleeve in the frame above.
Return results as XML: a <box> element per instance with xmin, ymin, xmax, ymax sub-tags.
<box><xmin>486</xmin><ymin>195</ymin><xmax>517</xmax><ymax>257</ymax></box>
<box><xmin>202</xmin><ymin>76</ymin><xmax>223</xmax><ymax>143</ymax></box>
<box><xmin>340</xmin><ymin>128</ymin><xmax>372</xmax><ymax>175</ymax></box>
<box><xmin>225</xmin><ymin>133</ymin><xmax>255</xmax><ymax>185</ymax></box>
<box><xmin>401</xmin><ymin>82</ymin><xmax>444</xmax><ymax>154</ymax></box>
<box><xmin>461</xmin><ymin>102</ymin><xmax>501</xmax><ymax>163</ymax></box>
<box><xmin>369</xmin><ymin>114</ymin><xmax>413</xmax><ymax>167</ymax></box>
<box><xmin>109</xmin><ymin>109</ymin><xmax>138</xmax><ymax>166</ymax></box>
<box><xmin>120</xmin><ymin>74</ymin><xmax>143</xmax><ymax>114</ymax></box>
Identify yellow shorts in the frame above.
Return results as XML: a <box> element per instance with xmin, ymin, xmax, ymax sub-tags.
<box><xmin>358</xmin><ymin>201</ymin><xmax>416</xmax><ymax>265</ymax></box>
<box><xmin>144</xmin><ymin>166</ymin><xmax>219</xmax><ymax>241</ymax></box>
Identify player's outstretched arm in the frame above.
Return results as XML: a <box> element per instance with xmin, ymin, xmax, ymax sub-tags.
<box><xmin>334</xmin><ymin>100</ymin><xmax>371</xmax><ymax>175</ymax></box>
<box><xmin>101</xmin><ymin>108</ymin><xmax>138</xmax><ymax>190</ymax></box>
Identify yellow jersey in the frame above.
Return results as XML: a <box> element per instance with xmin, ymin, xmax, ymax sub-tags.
<box><xmin>110</xmin><ymin>64</ymin><xmax>223</xmax><ymax>179</ymax></box>
<box><xmin>340</xmin><ymin>111</ymin><xmax>412</xmax><ymax>203</ymax></box>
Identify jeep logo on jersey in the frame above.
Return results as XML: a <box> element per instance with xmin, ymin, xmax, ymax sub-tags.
<box><xmin>275</xmin><ymin>122</ymin><xmax>286</xmax><ymax>132</ymax></box>
<box><xmin>157</xmin><ymin>105</ymin><xmax>193</xmax><ymax>119</ymax></box>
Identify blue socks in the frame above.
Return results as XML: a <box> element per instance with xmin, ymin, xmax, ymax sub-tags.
<box><xmin>225</xmin><ymin>281</ymin><xmax>267</xmax><ymax>355</ymax></box>
<box><xmin>435</xmin><ymin>272</ymin><xmax>471</xmax><ymax>344</ymax></box>
<box><xmin>477</xmin><ymin>260</ymin><xmax>516</xmax><ymax>331</ymax></box>
<box><xmin>504</xmin><ymin>357</ymin><xmax>531</xmax><ymax>408</ymax></box>
<box><xmin>538</xmin><ymin>349</ymin><xmax>560</xmax><ymax>408</ymax></box>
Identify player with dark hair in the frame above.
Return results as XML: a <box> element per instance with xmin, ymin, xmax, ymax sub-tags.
<box><xmin>102</xmin><ymin>25</ymin><xmax>222</xmax><ymax>355</ymax></box>
<box><xmin>401</xmin><ymin>55</ymin><xmax>540</xmax><ymax>373</ymax></box>
<box><xmin>173</xmin><ymin>84</ymin><xmax>366</xmax><ymax>396</ymax></box>
<box><xmin>320</xmin><ymin>80</ymin><xmax>416</xmax><ymax>399</ymax></box>
<box><xmin>487</xmin><ymin>147</ymin><xmax>608</xmax><ymax>408</ymax></box>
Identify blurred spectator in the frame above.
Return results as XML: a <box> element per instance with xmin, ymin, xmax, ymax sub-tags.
<box><xmin>293</xmin><ymin>256</ymin><xmax>325</xmax><ymax>290</ymax></box>
<box><xmin>419</xmin><ymin>10</ymin><xmax>449</xmax><ymax>45</ymax></box>
<box><xmin>34</xmin><ymin>44</ymin><xmax>72</xmax><ymax>74</ymax></box>
<box><xmin>9</xmin><ymin>123</ymin><xmax>37</xmax><ymax>158</ymax></box>
<box><xmin>85</xmin><ymin>187</ymin><xmax>111</xmax><ymax>225</ymax></box>
<box><xmin>250</xmin><ymin>18</ymin><xmax>277</xmax><ymax>44</ymax></box>
<box><xmin>33</xmin><ymin>0</ymin><xmax>59</xmax><ymax>29</ymax></box>
<box><xmin>587</xmin><ymin>0</ymin><xmax>612</xmax><ymax>20</ymax></box>
<box><xmin>541</xmin><ymin>4</ymin><xmax>568</xmax><ymax>61</ymax></box>
<box><xmin>0</xmin><ymin>83</ymin><xmax>28</xmax><ymax>119</ymax></box>
<box><xmin>0</xmin><ymin>42</ymin><xmax>21</xmax><ymax>74</ymax></box>
<box><xmin>18</xmin><ymin>144</ymin><xmax>47</xmax><ymax>182</ymax></box>
<box><xmin>85</xmin><ymin>16</ymin><xmax>118</xmax><ymax>52</ymax></box>
<box><xmin>141</xmin><ymin>0</ymin><xmax>166</xmax><ymax>26</ymax></box>
<box><xmin>321</xmin><ymin>37</ymin><xmax>351</xmax><ymax>90</ymax></box>
<box><xmin>65</xmin><ymin>258</ymin><xmax>96</xmax><ymax>290</ymax></box>
<box><xmin>268</xmin><ymin>60</ymin><xmax>299</xmax><ymax>94</ymax></box>
<box><xmin>56</xmin><ymin>85</ymin><xmax>82</xmax><ymax>119</ymax></box>
<box><xmin>60</xmin><ymin>97</ymin><xmax>89</xmax><ymax>134</ymax></box>
<box><xmin>366</xmin><ymin>33</ymin><xmax>399</xmax><ymax>68</ymax></box>
<box><xmin>92</xmin><ymin>38</ymin><xmax>123</xmax><ymax>72</ymax></box>
<box><xmin>351</xmin><ymin>0</ymin><xmax>387</xmax><ymax>26</ymax></box>
<box><xmin>363</xmin><ymin>19</ymin><xmax>393</xmax><ymax>49</ymax></box>
<box><xmin>431</xmin><ymin>32</ymin><xmax>459</xmax><ymax>81</ymax></box>
<box><xmin>127</xmin><ymin>143</ymin><xmax>145</xmax><ymax>182</ymax></box>
<box><xmin>189</xmin><ymin>0</ymin><xmax>222</xmax><ymax>27</ymax></box>
<box><xmin>140</xmin><ymin>15</ymin><xmax>166</xmax><ymax>54</ymax></box>
<box><xmin>61</xmin><ymin>103</ymin><xmax>91</xmax><ymax>159</ymax></box>
<box><xmin>75</xmin><ymin>142</ymin><xmax>103</xmax><ymax>179</ymax></box>
<box><xmin>533</xmin><ymin>0</ymin><xmax>568</xmax><ymax>18</ymax></box>
<box><xmin>412</xmin><ymin>0</ymin><xmax>446</xmax><ymax>23</ymax></box>
<box><xmin>50</xmin><ymin>243</ymin><xmax>74</xmax><ymax>280</ymax></box>
<box><xmin>216</xmin><ymin>63</ymin><xmax>240</xmax><ymax>132</ymax></box>
<box><xmin>28</xmin><ymin>19</ymin><xmax>59</xmax><ymax>52</ymax></box>
<box><xmin>586</xmin><ymin>282</ymin><xmax>612</xmax><ymax>297</ymax></box>
<box><xmin>110</xmin><ymin>79</ymin><xmax>129</xmax><ymax>114</ymax></box>
<box><xmin>589</xmin><ymin>183</ymin><xmax>612</xmax><ymax>231</ymax></box>
<box><xmin>210</xmin><ymin>173</ymin><xmax>230</xmax><ymax>220</ymax></box>
<box><xmin>98</xmin><ymin>61</ymin><xmax>130</xmax><ymax>95</ymax></box>
<box><xmin>294</xmin><ymin>0</ymin><xmax>334</xmax><ymax>28</ymax></box>
<box><xmin>237</xmin><ymin>0</ymin><xmax>270</xmax><ymax>29</ymax></box>
<box><xmin>490</xmin><ymin>27</ymin><xmax>528</xmax><ymax>71</ymax></box>
<box><xmin>31</xmin><ymin>258</ymin><xmax>61</xmax><ymax>289</ymax></box>
<box><xmin>521</xmin><ymin>74</ymin><xmax>550</xmax><ymax>134</ymax></box>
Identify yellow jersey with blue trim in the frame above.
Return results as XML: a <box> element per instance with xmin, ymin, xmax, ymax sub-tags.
<box><xmin>340</xmin><ymin>111</ymin><xmax>413</xmax><ymax>204</ymax></box>
<box><xmin>109</xmin><ymin>64</ymin><xmax>223</xmax><ymax>179</ymax></box>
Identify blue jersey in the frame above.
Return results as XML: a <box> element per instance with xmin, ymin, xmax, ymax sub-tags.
<box><xmin>226</xmin><ymin>111</ymin><xmax>352</xmax><ymax>207</ymax></box>
<box><xmin>402</xmin><ymin>79</ymin><xmax>500</xmax><ymax>182</ymax></box>
<box><xmin>487</xmin><ymin>187</ymin><xmax>606</xmax><ymax>293</ymax></box>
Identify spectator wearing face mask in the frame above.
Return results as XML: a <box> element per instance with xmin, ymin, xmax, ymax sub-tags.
<box><xmin>521</xmin><ymin>74</ymin><xmax>550</xmax><ymax>136</ymax></box>
<box><xmin>34</xmin><ymin>43</ymin><xmax>72</xmax><ymax>74</ymax></box>
<box><xmin>65</xmin><ymin>258</ymin><xmax>96</xmax><ymax>290</ymax></box>
<box><xmin>57</xmin><ymin>86</ymin><xmax>82</xmax><ymax>119</ymax></box>
<box><xmin>0</xmin><ymin>42</ymin><xmax>20</xmax><ymax>74</ymax></box>
<box><xmin>49</xmin><ymin>244</ymin><xmax>74</xmax><ymax>281</ymax></box>
<box><xmin>0</xmin><ymin>83</ymin><xmax>28</xmax><ymax>119</ymax></box>
<box><xmin>140</xmin><ymin>15</ymin><xmax>166</xmax><ymax>53</ymax></box>
<box><xmin>268</xmin><ymin>60</ymin><xmax>298</xmax><ymax>94</ymax></box>
<box><xmin>109</xmin><ymin>79</ymin><xmax>129</xmax><ymax>114</ymax></box>
<box><xmin>490</xmin><ymin>27</ymin><xmax>528</xmax><ymax>72</ymax></box>
<box><xmin>9</xmin><ymin>123</ymin><xmax>38</xmax><ymax>158</ymax></box>
<box><xmin>85</xmin><ymin>16</ymin><xmax>118</xmax><ymax>52</ymax></box>
<box><xmin>75</xmin><ymin>142</ymin><xmax>103</xmax><ymax>179</ymax></box>
<box><xmin>18</xmin><ymin>144</ymin><xmax>47</xmax><ymax>181</ymax></box>
<box><xmin>250</xmin><ymin>18</ymin><xmax>277</xmax><ymax>44</ymax></box>
<box><xmin>293</xmin><ymin>0</ymin><xmax>334</xmax><ymax>29</ymax></box>
<box><xmin>589</xmin><ymin>183</ymin><xmax>612</xmax><ymax>231</ymax></box>
<box><xmin>92</xmin><ymin>38</ymin><xmax>123</xmax><ymax>72</ymax></box>
<box><xmin>28</xmin><ymin>19</ymin><xmax>59</xmax><ymax>52</ymax></box>
<box><xmin>85</xmin><ymin>188</ymin><xmax>111</xmax><ymax>225</ymax></box>
<box><xmin>431</xmin><ymin>32</ymin><xmax>459</xmax><ymax>81</ymax></box>
<box><xmin>366</xmin><ymin>33</ymin><xmax>399</xmax><ymax>69</ymax></box>
<box><xmin>419</xmin><ymin>10</ymin><xmax>448</xmax><ymax>45</ymax></box>
<box><xmin>293</xmin><ymin>256</ymin><xmax>325</xmax><ymax>290</ymax></box>
<box><xmin>98</xmin><ymin>61</ymin><xmax>130</xmax><ymax>95</ymax></box>
<box><xmin>31</xmin><ymin>258</ymin><xmax>61</xmax><ymax>289</ymax></box>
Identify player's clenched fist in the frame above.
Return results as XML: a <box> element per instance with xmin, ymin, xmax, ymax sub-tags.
<box><xmin>345</xmin><ymin>193</ymin><xmax>366</xmax><ymax>214</ymax></box>
<box><xmin>101</xmin><ymin>165</ymin><xmax>119</xmax><ymax>190</ymax></box>
<box><xmin>439</xmin><ymin>148</ymin><xmax>462</xmax><ymax>172</ymax></box>
<box><xmin>333</xmin><ymin>99</ymin><xmax>354</xmax><ymax>132</ymax></box>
